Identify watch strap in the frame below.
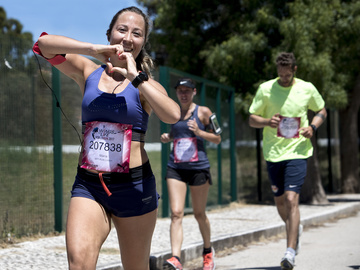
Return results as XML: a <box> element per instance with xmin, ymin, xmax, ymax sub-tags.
<box><xmin>132</xmin><ymin>72</ymin><xmax>148</xmax><ymax>88</ymax></box>
<box><xmin>310</xmin><ymin>124</ymin><xmax>317</xmax><ymax>132</ymax></box>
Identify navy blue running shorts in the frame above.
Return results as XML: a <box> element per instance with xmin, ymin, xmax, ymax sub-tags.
<box><xmin>71</xmin><ymin>161</ymin><xmax>159</xmax><ymax>218</ymax></box>
<box><xmin>266</xmin><ymin>159</ymin><xmax>307</xmax><ymax>197</ymax></box>
<box><xmin>166</xmin><ymin>166</ymin><xmax>212</xmax><ymax>186</ymax></box>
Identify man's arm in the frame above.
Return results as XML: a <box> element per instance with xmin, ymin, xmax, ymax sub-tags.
<box><xmin>311</xmin><ymin>107</ymin><xmax>327</xmax><ymax>129</ymax></box>
<box><xmin>299</xmin><ymin>107</ymin><xmax>327</xmax><ymax>138</ymax></box>
<box><xmin>249</xmin><ymin>113</ymin><xmax>281</xmax><ymax>129</ymax></box>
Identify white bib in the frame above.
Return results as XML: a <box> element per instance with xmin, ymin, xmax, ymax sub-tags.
<box><xmin>173</xmin><ymin>137</ymin><xmax>199</xmax><ymax>163</ymax></box>
<box><xmin>81</xmin><ymin>121</ymin><xmax>132</xmax><ymax>173</ymax></box>
<box><xmin>277</xmin><ymin>116</ymin><xmax>301</xmax><ymax>138</ymax></box>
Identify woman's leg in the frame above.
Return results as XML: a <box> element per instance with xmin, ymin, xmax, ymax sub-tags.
<box><xmin>112</xmin><ymin>209</ymin><xmax>158</xmax><ymax>270</ymax></box>
<box><xmin>66</xmin><ymin>197</ymin><xmax>112</xmax><ymax>270</ymax></box>
<box><xmin>190</xmin><ymin>181</ymin><xmax>211</xmax><ymax>248</ymax></box>
<box><xmin>167</xmin><ymin>178</ymin><xmax>188</xmax><ymax>257</ymax></box>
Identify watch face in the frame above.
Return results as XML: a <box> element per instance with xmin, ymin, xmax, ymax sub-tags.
<box><xmin>140</xmin><ymin>71</ymin><xmax>148</xmax><ymax>81</ymax></box>
<box><xmin>132</xmin><ymin>71</ymin><xmax>148</xmax><ymax>88</ymax></box>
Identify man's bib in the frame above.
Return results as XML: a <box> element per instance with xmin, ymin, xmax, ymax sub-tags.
<box><xmin>277</xmin><ymin>115</ymin><xmax>301</xmax><ymax>138</ymax></box>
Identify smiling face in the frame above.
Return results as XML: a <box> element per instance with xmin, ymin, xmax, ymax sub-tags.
<box><xmin>108</xmin><ymin>11</ymin><xmax>146</xmax><ymax>61</ymax></box>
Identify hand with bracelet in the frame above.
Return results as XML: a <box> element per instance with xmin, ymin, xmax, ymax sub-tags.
<box><xmin>299</xmin><ymin>108</ymin><xmax>327</xmax><ymax>138</ymax></box>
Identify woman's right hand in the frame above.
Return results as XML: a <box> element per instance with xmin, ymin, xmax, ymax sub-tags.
<box><xmin>91</xmin><ymin>44</ymin><xmax>124</xmax><ymax>65</ymax></box>
<box><xmin>160</xmin><ymin>133</ymin><xmax>172</xmax><ymax>143</ymax></box>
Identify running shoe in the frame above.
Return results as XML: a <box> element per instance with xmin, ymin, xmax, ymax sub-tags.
<box><xmin>295</xmin><ymin>224</ymin><xmax>303</xmax><ymax>255</ymax></box>
<box><xmin>281</xmin><ymin>251</ymin><xmax>295</xmax><ymax>270</ymax></box>
<box><xmin>163</xmin><ymin>256</ymin><xmax>183</xmax><ymax>270</ymax></box>
<box><xmin>203</xmin><ymin>248</ymin><xmax>215</xmax><ymax>270</ymax></box>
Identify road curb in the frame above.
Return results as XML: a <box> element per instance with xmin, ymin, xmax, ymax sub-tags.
<box><xmin>100</xmin><ymin>201</ymin><xmax>360</xmax><ymax>270</ymax></box>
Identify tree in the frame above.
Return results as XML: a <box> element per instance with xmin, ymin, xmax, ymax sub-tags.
<box><xmin>300</xmin><ymin>113</ymin><xmax>328</xmax><ymax>204</ymax></box>
<box><xmin>0</xmin><ymin>7</ymin><xmax>34</xmax><ymax>73</ymax></box>
<box><xmin>139</xmin><ymin>0</ymin><xmax>284</xmax><ymax>76</ymax></box>
<box><xmin>332</xmin><ymin>2</ymin><xmax>360</xmax><ymax>193</ymax></box>
<box><xmin>0</xmin><ymin>7</ymin><xmax>48</xmax><ymax>145</ymax></box>
<box><xmin>137</xmin><ymin>0</ymin><xmax>330</xmax><ymax>203</ymax></box>
<box><xmin>138</xmin><ymin>0</ymin><xmax>360</xmax><ymax>200</ymax></box>
<box><xmin>277</xmin><ymin>0</ymin><xmax>360</xmax><ymax>193</ymax></box>
<box><xmin>206</xmin><ymin>0</ymin><xmax>360</xmax><ymax>195</ymax></box>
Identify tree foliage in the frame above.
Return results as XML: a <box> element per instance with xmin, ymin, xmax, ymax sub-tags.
<box><xmin>142</xmin><ymin>0</ymin><xmax>274</xmax><ymax>76</ymax></box>
<box><xmin>278</xmin><ymin>0</ymin><xmax>360</xmax><ymax>192</ymax></box>
<box><xmin>0</xmin><ymin>7</ymin><xmax>54</xmax><ymax>146</ymax></box>
<box><xmin>137</xmin><ymin>0</ymin><xmax>360</xmax><ymax>194</ymax></box>
<box><xmin>279</xmin><ymin>0</ymin><xmax>360</xmax><ymax>192</ymax></box>
<box><xmin>0</xmin><ymin>7</ymin><xmax>34</xmax><ymax>73</ymax></box>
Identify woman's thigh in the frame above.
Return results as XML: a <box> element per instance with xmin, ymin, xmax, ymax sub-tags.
<box><xmin>112</xmin><ymin>209</ymin><xmax>158</xmax><ymax>269</ymax></box>
<box><xmin>167</xmin><ymin>178</ymin><xmax>188</xmax><ymax>212</ymax></box>
<box><xmin>66</xmin><ymin>197</ymin><xmax>112</xmax><ymax>267</ymax></box>
<box><xmin>190</xmin><ymin>182</ymin><xmax>210</xmax><ymax>214</ymax></box>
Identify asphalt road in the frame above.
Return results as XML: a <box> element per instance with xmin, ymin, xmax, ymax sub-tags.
<box><xmin>184</xmin><ymin>210</ymin><xmax>360</xmax><ymax>270</ymax></box>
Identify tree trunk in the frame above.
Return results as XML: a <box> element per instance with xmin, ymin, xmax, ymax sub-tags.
<box><xmin>300</xmin><ymin>128</ymin><xmax>328</xmax><ymax>204</ymax></box>
<box><xmin>339</xmin><ymin>75</ymin><xmax>360</xmax><ymax>193</ymax></box>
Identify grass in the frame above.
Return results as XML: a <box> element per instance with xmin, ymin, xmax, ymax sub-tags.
<box><xmin>0</xmin><ymin>147</ymin><xmax>239</xmax><ymax>242</ymax></box>
<box><xmin>0</xmin><ymin>144</ymin><xmax>340</xmax><ymax>243</ymax></box>
<box><xmin>0</xmin><ymin>149</ymin><xmax>54</xmax><ymax>240</ymax></box>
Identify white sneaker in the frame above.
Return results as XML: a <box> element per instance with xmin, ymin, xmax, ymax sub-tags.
<box><xmin>295</xmin><ymin>224</ymin><xmax>303</xmax><ymax>255</ymax></box>
<box><xmin>281</xmin><ymin>251</ymin><xmax>295</xmax><ymax>270</ymax></box>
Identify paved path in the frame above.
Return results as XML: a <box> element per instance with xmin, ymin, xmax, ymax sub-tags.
<box><xmin>0</xmin><ymin>194</ymin><xmax>359</xmax><ymax>270</ymax></box>
<box><xmin>197</xmin><ymin>209</ymin><xmax>360</xmax><ymax>270</ymax></box>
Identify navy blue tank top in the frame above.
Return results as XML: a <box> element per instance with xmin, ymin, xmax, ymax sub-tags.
<box><xmin>82</xmin><ymin>65</ymin><xmax>148</xmax><ymax>133</ymax></box>
<box><xmin>168</xmin><ymin>105</ymin><xmax>210</xmax><ymax>170</ymax></box>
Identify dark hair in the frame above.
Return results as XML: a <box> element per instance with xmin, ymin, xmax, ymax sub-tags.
<box><xmin>275</xmin><ymin>52</ymin><xmax>297</xmax><ymax>70</ymax></box>
<box><xmin>106</xmin><ymin>6</ymin><xmax>154</xmax><ymax>76</ymax></box>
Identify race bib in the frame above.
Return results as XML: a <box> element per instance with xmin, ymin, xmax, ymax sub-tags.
<box><xmin>277</xmin><ymin>116</ymin><xmax>301</xmax><ymax>138</ymax></box>
<box><xmin>81</xmin><ymin>121</ymin><xmax>132</xmax><ymax>173</ymax></box>
<box><xmin>174</xmin><ymin>137</ymin><xmax>199</xmax><ymax>163</ymax></box>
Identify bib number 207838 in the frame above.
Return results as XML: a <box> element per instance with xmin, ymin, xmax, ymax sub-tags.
<box><xmin>81</xmin><ymin>121</ymin><xmax>132</xmax><ymax>173</ymax></box>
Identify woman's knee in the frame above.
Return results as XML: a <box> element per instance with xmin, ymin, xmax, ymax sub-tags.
<box><xmin>67</xmin><ymin>249</ymin><xmax>98</xmax><ymax>270</ymax></box>
<box><xmin>170</xmin><ymin>208</ymin><xmax>184</xmax><ymax>221</ymax></box>
<box><xmin>193</xmin><ymin>210</ymin><xmax>207</xmax><ymax>222</ymax></box>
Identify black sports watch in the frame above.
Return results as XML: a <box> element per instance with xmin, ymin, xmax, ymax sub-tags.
<box><xmin>132</xmin><ymin>71</ymin><xmax>149</xmax><ymax>88</ymax></box>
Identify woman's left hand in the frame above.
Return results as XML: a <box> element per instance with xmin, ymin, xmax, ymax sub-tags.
<box><xmin>106</xmin><ymin>51</ymin><xmax>138</xmax><ymax>81</ymax></box>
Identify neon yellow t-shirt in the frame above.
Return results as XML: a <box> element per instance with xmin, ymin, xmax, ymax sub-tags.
<box><xmin>249</xmin><ymin>78</ymin><xmax>325</xmax><ymax>162</ymax></box>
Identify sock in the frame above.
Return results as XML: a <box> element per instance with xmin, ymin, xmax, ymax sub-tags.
<box><xmin>173</xmin><ymin>256</ymin><xmax>181</xmax><ymax>263</ymax></box>
<box><xmin>286</xmin><ymin>247</ymin><xmax>296</xmax><ymax>256</ymax></box>
<box><xmin>203</xmin><ymin>247</ymin><xmax>212</xmax><ymax>255</ymax></box>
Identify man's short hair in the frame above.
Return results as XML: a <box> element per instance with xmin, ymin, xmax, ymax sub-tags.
<box><xmin>275</xmin><ymin>52</ymin><xmax>297</xmax><ymax>70</ymax></box>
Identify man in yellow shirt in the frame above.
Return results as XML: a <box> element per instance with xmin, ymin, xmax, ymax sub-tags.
<box><xmin>249</xmin><ymin>52</ymin><xmax>327</xmax><ymax>270</ymax></box>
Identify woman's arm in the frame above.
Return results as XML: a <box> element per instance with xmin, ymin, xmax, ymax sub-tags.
<box><xmin>36</xmin><ymin>34</ymin><xmax>123</xmax><ymax>90</ymax></box>
<box><xmin>190</xmin><ymin>106</ymin><xmax>221</xmax><ymax>145</ymax></box>
<box><xmin>138</xmin><ymin>79</ymin><xmax>181</xmax><ymax>124</ymax></box>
